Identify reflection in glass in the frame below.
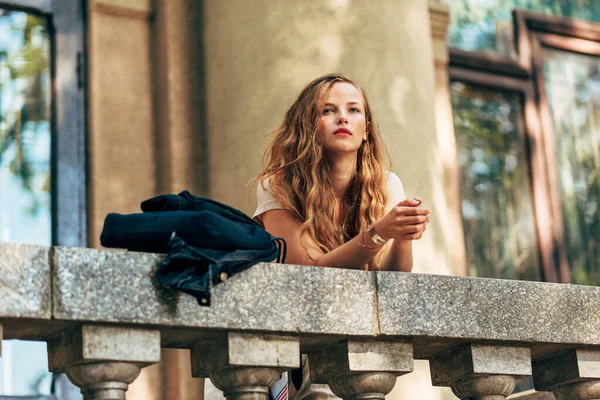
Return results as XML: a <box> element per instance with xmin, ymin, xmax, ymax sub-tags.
<box><xmin>543</xmin><ymin>48</ymin><xmax>600</xmax><ymax>285</ymax></box>
<box><xmin>451</xmin><ymin>82</ymin><xmax>541</xmax><ymax>281</ymax></box>
<box><xmin>444</xmin><ymin>0</ymin><xmax>600</xmax><ymax>56</ymax></box>
<box><xmin>0</xmin><ymin>9</ymin><xmax>51</xmax><ymax>245</ymax></box>
<box><xmin>0</xmin><ymin>8</ymin><xmax>54</xmax><ymax>398</ymax></box>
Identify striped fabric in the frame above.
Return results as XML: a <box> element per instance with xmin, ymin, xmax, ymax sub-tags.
<box><xmin>270</xmin><ymin>372</ymin><xmax>288</xmax><ymax>400</ymax></box>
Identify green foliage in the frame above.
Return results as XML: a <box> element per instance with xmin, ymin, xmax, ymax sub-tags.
<box><xmin>452</xmin><ymin>82</ymin><xmax>542</xmax><ymax>281</ymax></box>
<box><xmin>445</xmin><ymin>0</ymin><xmax>600</xmax><ymax>52</ymax></box>
<box><xmin>0</xmin><ymin>12</ymin><xmax>50</xmax><ymax>216</ymax></box>
<box><xmin>543</xmin><ymin>50</ymin><xmax>600</xmax><ymax>285</ymax></box>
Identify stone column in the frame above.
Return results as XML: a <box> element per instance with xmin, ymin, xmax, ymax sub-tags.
<box><xmin>152</xmin><ymin>0</ymin><xmax>208</xmax><ymax>196</ymax></box>
<box><xmin>308</xmin><ymin>339</ymin><xmax>414</xmax><ymax>400</ymax></box>
<box><xmin>87</xmin><ymin>0</ymin><xmax>156</xmax><ymax>248</ymax></box>
<box><xmin>506</xmin><ymin>390</ymin><xmax>555</xmax><ymax>399</ymax></box>
<box><xmin>430</xmin><ymin>344</ymin><xmax>531</xmax><ymax>399</ymax></box>
<box><xmin>48</xmin><ymin>325</ymin><xmax>161</xmax><ymax>400</ymax></box>
<box><xmin>191</xmin><ymin>332</ymin><xmax>300</xmax><ymax>400</ymax></box>
<box><xmin>428</xmin><ymin>0</ymin><xmax>468</xmax><ymax>276</ymax></box>
<box><xmin>533</xmin><ymin>349</ymin><xmax>600</xmax><ymax>400</ymax></box>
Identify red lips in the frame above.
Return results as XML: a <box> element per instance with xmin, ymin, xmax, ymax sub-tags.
<box><xmin>334</xmin><ymin>128</ymin><xmax>352</xmax><ymax>136</ymax></box>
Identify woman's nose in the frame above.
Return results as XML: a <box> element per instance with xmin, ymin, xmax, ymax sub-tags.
<box><xmin>338</xmin><ymin>114</ymin><xmax>348</xmax><ymax>124</ymax></box>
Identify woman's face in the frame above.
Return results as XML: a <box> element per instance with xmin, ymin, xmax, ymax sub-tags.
<box><xmin>316</xmin><ymin>82</ymin><xmax>368</xmax><ymax>156</ymax></box>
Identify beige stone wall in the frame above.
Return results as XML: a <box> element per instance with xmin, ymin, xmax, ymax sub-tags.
<box><xmin>87</xmin><ymin>0</ymin><xmax>155</xmax><ymax>248</ymax></box>
<box><xmin>152</xmin><ymin>0</ymin><xmax>208</xmax><ymax>195</ymax></box>
<box><xmin>429</xmin><ymin>1</ymin><xmax>468</xmax><ymax>276</ymax></box>
<box><xmin>203</xmin><ymin>0</ymin><xmax>460</xmax><ymax>276</ymax></box>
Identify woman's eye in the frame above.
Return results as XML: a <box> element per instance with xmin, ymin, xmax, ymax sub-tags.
<box><xmin>323</xmin><ymin>108</ymin><xmax>334</xmax><ymax>114</ymax></box>
<box><xmin>350</xmin><ymin>107</ymin><xmax>362</xmax><ymax>113</ymax></box>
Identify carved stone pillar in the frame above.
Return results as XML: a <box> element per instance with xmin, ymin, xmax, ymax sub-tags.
<box><xmin>428</xmin><ymin>0</ymin><xmax>468</xmax><ymax>276</ymax></box>
<box><xmin>191</xmin><ymin>332</ymin><xmax>300</xmax><ymax>400</ymax></box>
<box><xmin>308</xmin><ymin>340</ymin><xmax>414</xmax><ymax>400</ymax></box>
<box><xmin>506</xmin><ymin>389</ymin><xmax>555</xmax><ymax>399</ymax></box>
<box><xmin>48</xmin><ymin>325</ymin><xmax>161</xmax><ymax>400</ymax></box>
<box><xmin>430</xmin><ymin>344</ymin><xmax>531</xmax><ymax>399</ymax></box>
<box><xmin>533</xmin><ymin>349</ymin><xmax>600</xmax><ymax>400</ymax></box>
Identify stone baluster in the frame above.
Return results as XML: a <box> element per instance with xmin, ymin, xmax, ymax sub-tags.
<box><xmin>48</xmin><ymin>325</ymin><xmax>160</xmax><ymax>400</ymax></box>
<box><xmin>191</xmin><ymin>332</ymin><xmax>300</xmax><ymax>400</ymax></box>
<box><xmin>308</xmin><ymin>339</ymin><xmax>414</xmax><ymax>400</ymax></box>
<box><xmin>533</xmin><ymin>349</ymin><xmax>600</xmax><ymax>400</ymax></box>
<box><xmin>430</xmin><ymin>344</ymin><xmax>531</xmax><ymax>399</ymax></box>
<box><xmin>506</xmin><ymin>389</ymin><xmax>555</xmax><ymax>399</ymax></box>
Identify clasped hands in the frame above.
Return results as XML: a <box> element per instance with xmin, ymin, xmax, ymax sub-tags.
<box><xmin>372</xmin><ymin>198</ymin><xmax>430</xmax><ymax>241</ymax></box>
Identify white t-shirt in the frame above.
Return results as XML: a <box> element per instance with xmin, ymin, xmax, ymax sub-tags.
<box><xmin>253</xmin><ymin>171</ymin><xmax>406</xmax><ymax>224</ymax></box>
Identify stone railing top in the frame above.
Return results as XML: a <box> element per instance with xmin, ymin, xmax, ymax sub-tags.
<box><xmin>0</xmin><ymin>243</ymin><xmax>51</xmax><ymax>319</ymax></box>
<box><xmin>51</xmin><ymin>245</ymin><xmax>378</xmax><ymax>338</ymax></box>
<box><xmin>3</xmin><ymin>241</ymin><xmax>600</xmax><ymax>354</ymax></box>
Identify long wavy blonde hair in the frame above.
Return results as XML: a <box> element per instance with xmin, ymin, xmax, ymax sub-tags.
<box><xmin>257</xmin><ymin>74</ymin><xmax>391</xmax><ymax>270</ymax></box>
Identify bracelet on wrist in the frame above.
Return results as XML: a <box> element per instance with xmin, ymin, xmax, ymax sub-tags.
<box><xmin>357</xmin><ymin>230</ymin><xmax>382</xmax><ymax>250</ymax></box>
<box><xmin>367</xmin><ymin>224</ymin><xmax>388</xmax><ymax>246</ymax></box>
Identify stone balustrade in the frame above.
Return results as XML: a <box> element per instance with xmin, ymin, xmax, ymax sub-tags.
<box><xmin>3</xmin><ymin>242</ymin><xmax>600</xmax><ymax>400</ymax></box>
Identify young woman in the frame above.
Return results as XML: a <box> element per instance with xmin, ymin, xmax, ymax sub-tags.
<box><xmin>204</xmin><ymin>73</ymin><xmax>429</xmax><ymax>400</ymax></box>
<box><xmin>253</xmin><ymin>73</ymin><xmax>429</xmax><ymax>271</ymax></box>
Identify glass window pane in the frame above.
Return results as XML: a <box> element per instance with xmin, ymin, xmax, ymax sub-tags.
<box><xmin>451</xmin><ymin>82</ymin><xmax>541</xmax><ymax>281</ymax></box>
<box><xmin>0</xmin><ymin>9</ymin><xmax>51</xmax><ymax>246</ymax></box>
<box><xmin>443</xmin><ymin>0</ymin><xmax>600</xmax><ymax>56</ymax></box>
<box><xmin>0</xmin><ymin>8</ymin><xmax>53</xmax><ymax>397</ymax></box>
<box><xmin>542</xmin><ymin>47</ymin><xmax>600</xmax><ymax>285</ymax></box>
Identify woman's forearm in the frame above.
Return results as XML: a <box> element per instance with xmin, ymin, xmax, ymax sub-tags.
<box><xmin>314</xmin><ymin>233</ymin><xmax>382</xmax><ymax>270</ymax></box>
<box><xmin>382</xmin><ymin>239</ymin><xmax>413</xmax><ymax>272</ymax></box>
<box><xmin>314</xmin><ymin>235</ymin><xmax>413</xmax><ymax>271</ymax></box>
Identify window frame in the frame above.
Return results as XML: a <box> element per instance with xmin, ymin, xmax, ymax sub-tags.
<box><xmin>521</xmin><ymin>13</ymin><xmax>600</xmax><ymax>283</ymax></box>
<box><xmin>449</xmin><ymin>10</ymin><xmax>600</xmax><ymax>283</ymax></box>
<box><xmin>0</xmin><ymin>0</ymin><xmax>50</xmax><ymax>14</ymax></box>
<box><xmin>0</xmin><ymin>0</ymin><xmax>88</xmax><ymax>247</ymax></box>
<box><xmin>448</xmin><ymin>64</ymin><xmax>555</xmax><ymax>282</ymax></box>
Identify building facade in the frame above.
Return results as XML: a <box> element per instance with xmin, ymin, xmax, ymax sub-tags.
<box><xmin>1</xmin><ymin>0</ymin><xmax>599</xmax><ymax>399</ymax></box>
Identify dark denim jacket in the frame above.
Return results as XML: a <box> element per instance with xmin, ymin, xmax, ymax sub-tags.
<box><xmin>101</xmin><ymin>191</ymin><xmax>285</xmax><ymax>305</ymax></box>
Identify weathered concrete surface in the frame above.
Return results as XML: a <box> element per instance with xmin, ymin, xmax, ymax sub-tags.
<box><xmin>378</xmin><ymin>272</ymin><xmax>600</xmax><ymax>345</ymax></box>
<box><xmin>66</xmin><ymin>361</ymin><xmax>144</xmax><ymax>399</ymax></box>
<box><xmin>0</xmin><ymin>242</ymin><xmax>51</xmax><ymax>319</ymax></box>
<box><xmin>48</xmin><ymin>325</ymin><xmax>161</xmax><ymax>372</ymax></box>
<box><xmin>508</xmin><ymin>390</ymin><xmax>555</xmax><ymax>399</ymax></box>
<box><xmin>225</xmin><ymin>332</ymin><xmax>300</xmax><ymax>368</ymax></box>
<box><xmin>52</xmin><ymin>247</ymin><xmax>378</xmax><ymax>337</ymax></box>
<box><xmin>309</xmin><ymin>340</ymin><xmax>414</xmax><ymax>384</ymax></box>
<box><xmin>191</xmin><ymin>332</ymin><xmax>299</xmax><ymax>378</ymax></box>
<box><xmin>430</xmin><ymin>344</ymin><xmax>531</xmax><ymax>387</ymax></box>
<box><xmin>3</xmin><ymin>239</ymin><xmax>600</xmax><ymax>371</ymax></box>
<box><xmin>450</xmin><ymin>375</ymin><xmax>518</xmax><ymax>399</ymax></box>
<box><xmin>551</xmin><ymin>381</ymin><xmax>600</xmax><ymax>400</ymax></box>
<box><xmin>533</xmin><ymin>349</ymin><xmax>600</xmax><ymax>391</ymax></box>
